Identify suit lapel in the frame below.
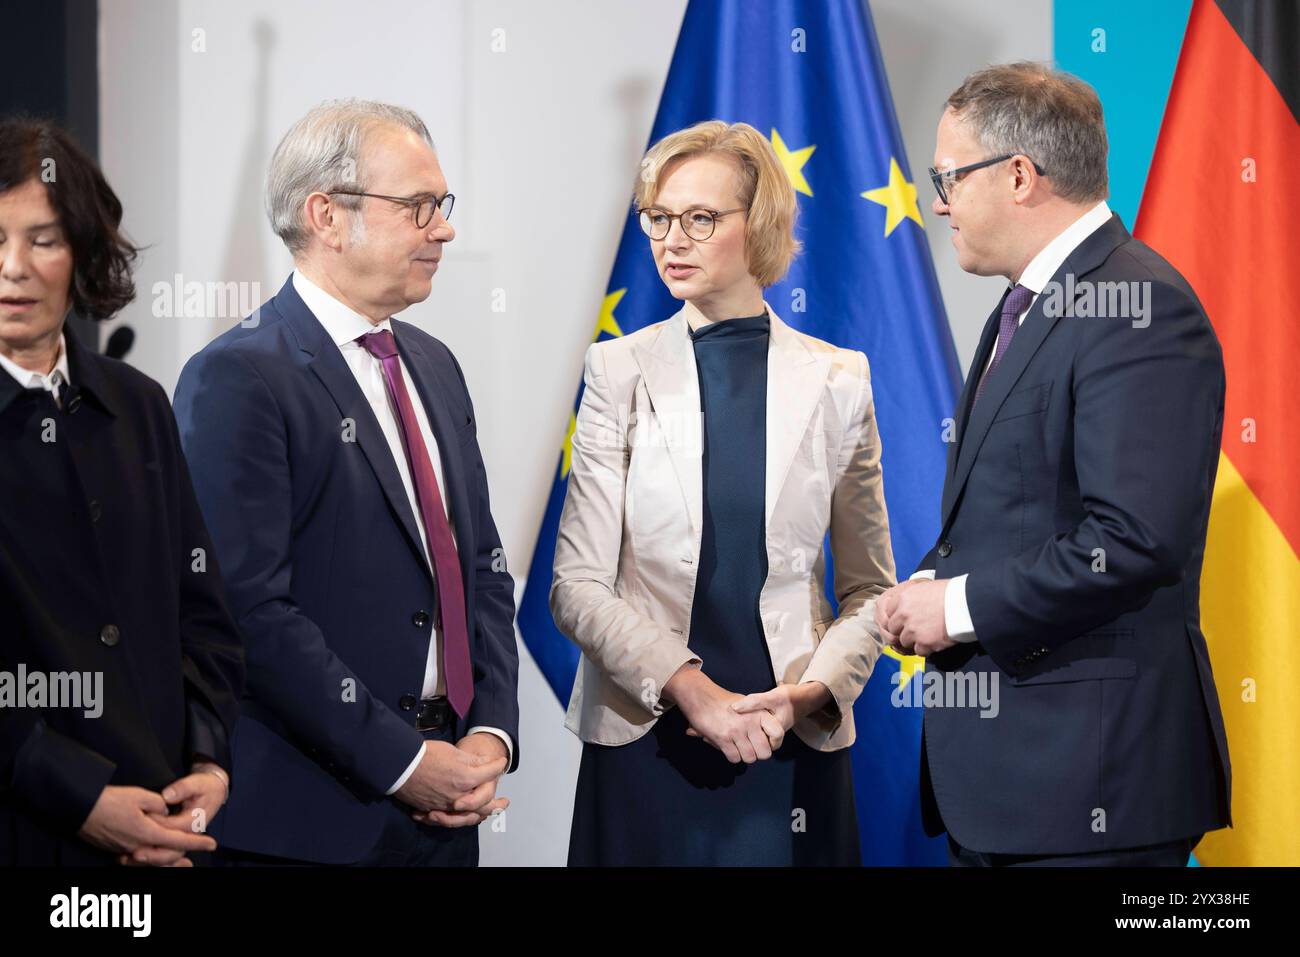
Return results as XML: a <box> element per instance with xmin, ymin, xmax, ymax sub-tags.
<box><xmin>276</xmin><ymin>279</ymin><xmax>431</xmax><ymax>580</ymax></box>
<box><xmin>941</xmin><ymin>293</ymin><xmax>1005</xmax><ymax>519</ymax></box>
<box><xmin>945</xmin><ymin>296</ymin><xmax>1062</xmax><ymax>527</ymax></box>
<box><xmin>393</xmin><ymin>324</ymin><xmax>475</xmax><ymax>593</ymax></box>
<box><xmin>765</xmin><ymin>308</ymin><xmax>830</xmax><ymax>525</ymax></box>
<box><xmin>940</xmin><ymin>214</ymin><xmax>1131</xmax><ymax>531</ymax></box>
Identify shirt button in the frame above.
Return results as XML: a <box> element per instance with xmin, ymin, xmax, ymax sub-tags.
<box><xmin>67</xmin><ymin>393</ymin><xmax>82</xmax><ymax>414</ymax></box>
<box><xmin>412</xmin><ymin>610</ymin><xmax>430</xmax><ymax>628</ymax></box>
<box><xmin>937</xmin><ymin>541</ymin><xmax>953</xmax><ymax>558</ymax></box>
<box><xmin>99</xmin><ymin>624</ymin><xmax>121</xmax><ymax>647</ymax></box>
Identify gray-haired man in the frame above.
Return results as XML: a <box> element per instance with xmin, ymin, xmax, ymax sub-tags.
<box><xmin>174</xmin><ymin>100</ymin><xmax>520</xmax><ymax>865</ymax></box>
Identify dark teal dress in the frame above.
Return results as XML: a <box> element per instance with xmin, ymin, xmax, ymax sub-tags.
<box><xmin>567</xmin><ymin>313</ymin><xmax>860</xmax><ymax>866</ymax></box>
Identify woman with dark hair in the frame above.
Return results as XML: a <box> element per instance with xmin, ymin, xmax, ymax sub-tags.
<box><xmin>0</xmin><ymin>116</ymin><xmax>244</xmax><ymax>866</ymax></box>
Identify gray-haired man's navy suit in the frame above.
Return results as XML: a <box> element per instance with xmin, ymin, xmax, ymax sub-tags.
<box><xmin>173</xmin><ymin>277</ymin><xmax>519</xmax><ymax>865</ymax></box>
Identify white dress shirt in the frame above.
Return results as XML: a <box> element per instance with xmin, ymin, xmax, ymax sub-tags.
<box><xmin>0</xmin><ymin>332</ymin><xmax>70</xmax><ymax>406</ymax></box>
<box><xmin>913</xmin><ymin>201</ymin><xmax>1112</xmax><ymax>642</ymax></box>
<box><xmin>292</xmin><ymin>270</ymin><xmax>512</xmax><ymax>791</ymax></box>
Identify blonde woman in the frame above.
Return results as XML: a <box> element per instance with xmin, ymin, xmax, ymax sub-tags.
<box><xmin>551</xmin><ymin>121</ymin><xmax>896</xmax><ymax>865</ymax></box>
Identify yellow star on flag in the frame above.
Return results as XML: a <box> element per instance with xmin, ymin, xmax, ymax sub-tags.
<box><xmin>883</xmin><ymin>644</ymin><xmax>926</xmax><ymax>688</ymax></box>
<box><xmin>861</xmin><ymin>157</ymin><xmax>923</xmax><ymax>236</ymax></box>
<box><xmin>770</xmin><ymin>128</ymin><xmax>815</xmax><ymax>196</ymax></box>
<box><xmin>592</xmin><ymin>287</ymin><xmax>625</xmax><ymax>341</ymax></box>
<box><xmin>560</xmin><ymin>411</ymin><xmax>578</xmax><ymax>478</ymax></box>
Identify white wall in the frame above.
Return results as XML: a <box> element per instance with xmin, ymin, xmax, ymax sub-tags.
<box><xmin>98</xmin><ymin>0</ymin><xmax>1048</xmax><ymax>865</ymax></box>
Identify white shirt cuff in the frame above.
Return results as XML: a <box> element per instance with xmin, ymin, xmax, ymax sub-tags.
<box><xmin>944</xmin><ymin>573</ymin><xmax>977</xmax><ymax>643</ymax></box>
<box><xmin>909</xmin><ymin>568</ymin><xmax>936</xmax><ymax>581</ymax></box>
<box><xmin>384</xmin><ymin>725</ymin><xmax>516</xmax><ymax>796</ymax></box>
<box><xmin>386</xmin><ymin>744</ymin><xmax>426</xmax><ymax>795</ymax></box>
<box><xmin>466</xmin><ymin>726</ymin><xmax>514</xmax><ymax>770</ymax></box>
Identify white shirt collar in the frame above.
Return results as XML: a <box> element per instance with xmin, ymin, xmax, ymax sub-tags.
<box><xmin>1016</xmin><ymin>200</ymin><xmax>1112</xmax><ymax>295</ymax></box>
<box><xmin>292</xmin><ymin>269</ymin><xmax>392</xmax><ymax>345</ymax></box>
<box><xmin>0</xmin><ymin>330</ymin><xmax>71</xmax><ymax>394</ymax></box>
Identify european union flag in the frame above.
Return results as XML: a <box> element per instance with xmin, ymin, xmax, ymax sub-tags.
<box><xmin>517</xmin><ymin>0</ymin><xmax>959</xmax><ymax>865</ymax></box>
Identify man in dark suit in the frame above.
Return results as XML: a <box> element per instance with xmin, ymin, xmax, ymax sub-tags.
<box><xmin>876</xmin><ymin>63</ymin><xmax>1231</xmax><ymax>865</ymax></box>
<box><xmin>174</xmin><ymin>100</ymin><xmax>519</xmax><ymax>866</ymax></box>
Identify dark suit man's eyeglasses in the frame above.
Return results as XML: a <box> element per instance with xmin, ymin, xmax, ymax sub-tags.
<box><xmin>327</xmin><ymin>190</ymin><xmax>455</xmax><ymax>229</ymax></box>
<box><xmin>928</xmin><ymin>155</ymin><xmax>1046</xmax><ymax>206</ymax></box>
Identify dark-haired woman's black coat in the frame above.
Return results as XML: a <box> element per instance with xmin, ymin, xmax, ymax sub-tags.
<box><xmin>0</xmin><ymin>327</ymin><xmax>244</xmax><ymax>865</ymax></box>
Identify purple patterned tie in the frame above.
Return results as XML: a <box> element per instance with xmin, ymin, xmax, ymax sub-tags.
<box><xmin>973</xmin><ymin>283</ymin><xmax>1035</xmax><ymax>408</ymax></box>
<box><xmin>359</xmin><ymin>329</ymin><xmax>473</xmax><ymax>719</ymax></box>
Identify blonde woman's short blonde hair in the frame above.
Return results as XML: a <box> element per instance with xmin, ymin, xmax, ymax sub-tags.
<box><xmin>633</xmin><ymin>120</ymin><xmax>800</xmax><ymax>288</ymax></box>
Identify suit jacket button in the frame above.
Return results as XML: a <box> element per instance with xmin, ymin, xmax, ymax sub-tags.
<box><xmin>399</xmin><ymin>693</ymin><xmax>417</xmax><ymax>711</ymax></box>
<box><xmin>937</xmin><ymin>541</ymin><xmax>953</xmax><ymax>558</ymax></box>
<box><xmin>88</xmin><ymin>499</ymin><xmax>102</xmax><ymax>523</ymax></box>
<box><xmin>99</xmin><ymin>624</ymin><xmax>120</xmax><ymax>647</ymax></box>
<box><xmin>412</xmin><ymin>611</ymin><xmax>430</xmax><ymax>628</ymax></box>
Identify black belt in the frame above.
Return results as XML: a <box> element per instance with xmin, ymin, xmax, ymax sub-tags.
<box><xmin>416</xmin><ymin>696</ymin><xmax>453</xmax><ymax>731</ymax></box>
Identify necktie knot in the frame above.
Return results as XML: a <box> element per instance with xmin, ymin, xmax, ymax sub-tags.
<box><xmin>1002</xmin><ymin>283</ymin><xmax>1034</xmax><ymax>320</ymax></box>
<box><xmin>358</xmin><ymin>328</ymin><xmax>398</xmax><ymax>360</ymax></box>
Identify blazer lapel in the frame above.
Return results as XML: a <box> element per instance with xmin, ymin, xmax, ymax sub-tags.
<box><xmin>276</xmin><ymin>279</ymin><xmax>431</xmax><ymax>580</ymax></box>
<box><xmin>393</xmin><ymin>325</ymin><xmax>476</xmax><ymax>593</ymax></box>
<box><xmin>765</xmin><ymin>308</ymin><xmax>830</xmax><ymax>525</ymax></box>
<box><xmin>633</xmin><ymin>308</ymin><xmax>703</xmax><ymax>533</ymax></box>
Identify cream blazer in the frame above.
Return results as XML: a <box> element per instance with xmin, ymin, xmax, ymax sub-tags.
<box><xmin>550</xmin><ymin>300</ymin><xmax>896</xmax><ymax>751</ymax></box>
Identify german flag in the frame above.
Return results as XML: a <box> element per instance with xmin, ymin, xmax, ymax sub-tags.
<box><xmin>1136</xmin><ymin>0</ymin><xmax>1299</xmax><ymax>865</ymax></box>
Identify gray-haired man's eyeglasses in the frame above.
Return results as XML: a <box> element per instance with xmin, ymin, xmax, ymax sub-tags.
<box><xmin>327</xmin><ymin>190</ymin><xmax>455</xmax><ymax>229</ymax></box>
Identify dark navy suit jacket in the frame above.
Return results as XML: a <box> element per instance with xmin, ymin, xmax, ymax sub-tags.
<box><xmin>918</xmin><ymin>215</ymin><xmax>1232</xmax><ymax>855</ymax></box>
<box><xmin>173</xmin><ymin>276</ymin><xmax>519</xmax><ymax>864</ymax></box>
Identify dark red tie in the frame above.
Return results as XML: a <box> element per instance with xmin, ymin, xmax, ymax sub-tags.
<box><xmin>359</xmin><ymin>329</ymin><xmax>473</xmax><ymax>718</ymax></box>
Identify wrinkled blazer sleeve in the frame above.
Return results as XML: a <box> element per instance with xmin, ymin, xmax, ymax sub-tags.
<box><xmin>800</xmin><ymin>350</ymin><xmax>896</xmax><ymax>731</ymax></box>
<box><xmin>549</xmin><ymin>343</ymin><xmax>701</xmax><ymax>716</ymax></box>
